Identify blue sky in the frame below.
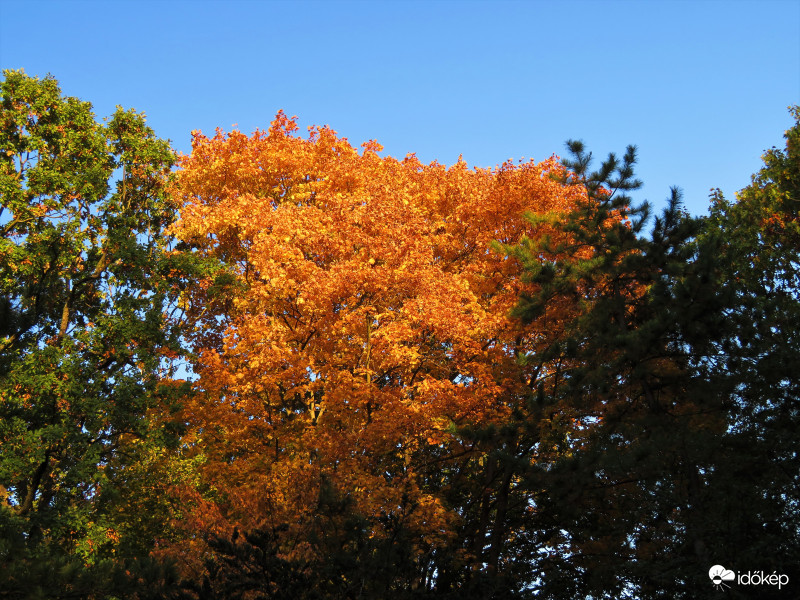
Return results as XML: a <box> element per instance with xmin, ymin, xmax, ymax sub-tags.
<box><xmin>1</xmin><ymin>0</ymin><xmax>798</xmax><ymax>215</ymax></box>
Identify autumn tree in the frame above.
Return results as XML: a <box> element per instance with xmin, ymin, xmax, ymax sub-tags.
<box><xmin>169</xmin><ymin>113</ymin><xmax>588</xmax><ymax>596</ymax></box>
<box><xmin>168</xmin><ymin>106</ymin><xmax>799</xmax><ymax>598</ymax></box>
<box><xmin>0</xmin><ymin>70</ymin><xmax>196</xmax><ymax>598</ymax></box>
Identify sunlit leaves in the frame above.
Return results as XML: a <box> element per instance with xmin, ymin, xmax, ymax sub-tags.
<box><xmin>169</xmin><ymin>112</ymin><xmax>585</xmax><ymax>580</ymax></box>
<box><xmin>0</xmin><ymin>70</ymin><xmax>194</xmax><ymax>594</ymax></box>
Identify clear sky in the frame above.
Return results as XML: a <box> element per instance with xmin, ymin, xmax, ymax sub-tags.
<box><xmin>1</xmin><ymin>0</ymin><xmax>798</xmax><ymax>215</ymax></box>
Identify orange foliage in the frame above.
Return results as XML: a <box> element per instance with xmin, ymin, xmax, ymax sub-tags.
<box><xmin>168</xmin><ymin>112</ymin><xmax>586</xmax><ymax>566</ymax></box>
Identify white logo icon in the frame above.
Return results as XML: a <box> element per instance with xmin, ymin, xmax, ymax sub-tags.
<box><xmin>709</xmin><ymin>565</ymin><xmax>735</xmax><ymax>590</ymax></box>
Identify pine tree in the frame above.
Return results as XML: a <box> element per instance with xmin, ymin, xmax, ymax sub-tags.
<box><xmin>503</xmin><ymin>141</ymin><xmax>735</xmax><ymax>598</ymax></box>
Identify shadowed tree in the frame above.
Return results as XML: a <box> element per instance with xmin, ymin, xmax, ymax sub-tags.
<box><xmin>504</xmin><ymin>112</ymin><xmax>800</xmax><ymax>599</ymax></box>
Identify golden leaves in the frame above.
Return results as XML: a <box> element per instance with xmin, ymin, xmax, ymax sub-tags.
<box><xmin>169</xmin><ymin>112</ymin><xmax>583</xmax><ymax>562</ymax></box>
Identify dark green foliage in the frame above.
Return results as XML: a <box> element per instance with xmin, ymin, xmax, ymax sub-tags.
<box><xmin>0</xmin><ymin>542</ymin><xmax>187</xmax><ymax>600</ymax></box>
<box><xmin>0</xmin><ymin>70</ymin><xmax>199</xmax><ymax>597</ymax></box>
<box><xmin>501</xmin><ymin>143</ymin><xmax>716</xmax><ymax>598</ymax></box>
<box><xmin>694</xmin><ymin>106</ymin><xmax>800</xmax><ymax>596</ymax></box>
<box><xmin>500</xmin><ymin>111</ymin><xmax>800</xmax><ymax>599</ymax></box>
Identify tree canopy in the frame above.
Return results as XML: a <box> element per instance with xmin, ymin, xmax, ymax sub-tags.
<box><xmin>0</xmin><ymin>70</ymin><xmax>197</xmax><ymax>599</ymax></box>
<box><xmin>166</xmin><ymin>114</ymin><xmax>586</xmax><ymax>595</ymax></box>
<box><xmin>1</xmin><ymin>69</ymin><xmax>797</xmax><ymax>599</ymax></box>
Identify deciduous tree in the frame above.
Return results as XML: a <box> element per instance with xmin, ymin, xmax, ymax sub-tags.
<box><xmin>0</xmin><ymin>70</ymin><xmax>195</xmax><ymax>598</ymax></box>
<box><xmin>169</xmin><ymin>113</ymin><xmax>586</xmax><ymax>595</ymax></box>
